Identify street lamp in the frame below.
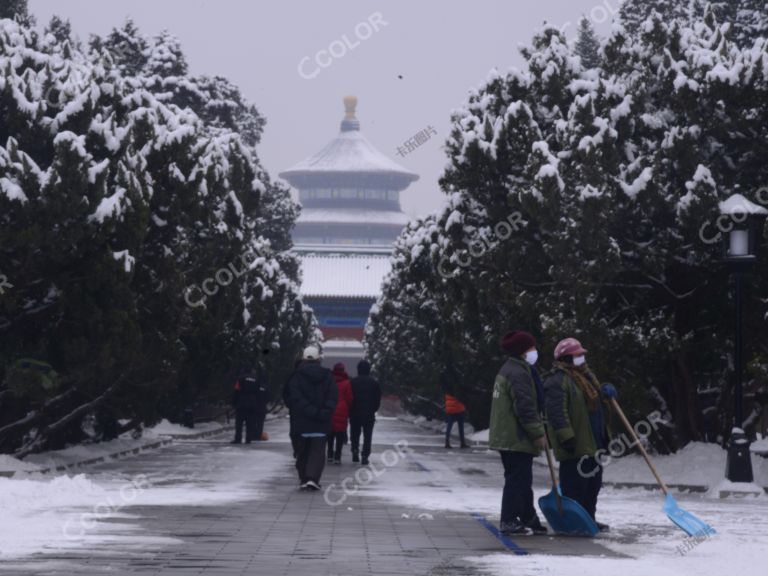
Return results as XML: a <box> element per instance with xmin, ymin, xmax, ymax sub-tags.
<box><xmin>719</xmin><ymin>193</ymin><xmax>768</xmax><ymax>483</ymax></box>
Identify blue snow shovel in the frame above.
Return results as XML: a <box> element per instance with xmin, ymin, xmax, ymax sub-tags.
<box><xmin>610</xmin><ymin>398</ymin><xmax>716</xmax><ymax>538</ymax></box>
<box><xmin>538</xmin><ymin>428</ymin><xmax>599</xmax><ymax>537</ymax></box>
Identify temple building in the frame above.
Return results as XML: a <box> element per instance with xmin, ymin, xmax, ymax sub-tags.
<box><xmin>279</xmin><ymin>96</ymin><xmax>418</xmax><ymax>365</ymax></box>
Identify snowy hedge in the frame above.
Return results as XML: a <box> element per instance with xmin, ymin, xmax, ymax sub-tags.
<box><xmin>0</xmin><ymin>15</ymin><xmax>315</xmax><ymax>455</ymax></box>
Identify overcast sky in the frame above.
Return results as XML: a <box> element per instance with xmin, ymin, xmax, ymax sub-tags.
<box><xmin>30</xmin><ymin>0</ymin><xmax>621</xmax><ymax>218</ymax></box>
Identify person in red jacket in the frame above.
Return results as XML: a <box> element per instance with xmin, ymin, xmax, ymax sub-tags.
<box><xmin>442</xmin><ymin>365</ymin><xmax>469</xmax><ymax>449</ymax></box>
<box><xmin>328</xmin><ymin>363</ymin><xmax>354</xmax><ymax>464</ymax></box>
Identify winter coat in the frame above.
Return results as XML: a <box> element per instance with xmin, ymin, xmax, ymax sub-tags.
<box><xmin>441</xmin><ymin>366</ymin><xmax>466</xmax><ymax>414</ymax></box>
<box><xmin>489</xmin><ymin>357</ymin><xmax>545</xmax><ymax>455</ymax></box>
<box><xmin>445</xmin><ymin>394</ymin><xmax>466</xmax><ymax>415</ymax></box>
<box><xmin>282</xmin><ymin>365</ymin><xmax>300</xmax><ymax>435</ymax></box>
<box><xmin>544</xmin><ymin>366</ymin><xmax>613</xmax><ymax>461</ymax></box>
<box><xmin>287</xmin><ymin>362</ymin><xmax>338</xmax><ymax>435</ymax></box>
<box><xmin>350</xmin><ymin>375</ymin><xmax>382</xmax><ymax>422</ymax></box>
<box><xmin>331</xmin><ymin>368</ymin><xmax>353</xmax><ymax>433</ymax></box>
<box><xmin>232</xmin><ymin>367</ymin><xmax>269</xmax><ymax>413</ymax></box>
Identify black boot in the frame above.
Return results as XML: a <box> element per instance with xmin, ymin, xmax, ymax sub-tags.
<box><xmin>500</xmin><ymin>520</ymin><xmax>532</xmax><ymax>535</ymax></box>
<box><xmin>445</xmin><ymin>439</ymin><xmax>453</xmax><ymax>449</ymax></box>
<box><xmin>352</xmin><ymin>450</ymin><xmax>360</xmax><ymax>463</ymax></box>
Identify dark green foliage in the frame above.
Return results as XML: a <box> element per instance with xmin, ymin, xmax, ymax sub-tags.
<box><xmin>0</xmin><ymin>15</ymin><xmax>313</xmax><ymax>455</ymax></box>
<box><xmin>0</xmin><ymin>0</ymin><xmax>27</xmax><ymax>20</ymax></box>
<box><xmin>575</xmin><ymin>17</ymin><xmax>601</xmax><ymax>69</ymax></box>
<box><xmin>367</xmin><ymin>8</ymin><xmax>768</xmax><ymax>449</ymax></box>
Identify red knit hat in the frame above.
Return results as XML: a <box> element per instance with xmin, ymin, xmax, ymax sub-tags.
<box><xmin>500</xmin><ymin>330</ymin><xmax>537</xmax><ymax>356</ymax></box>
<box><xmin>333</xmin><ymin>362</ymin><xmax>347</xmax><ymax>374</ymax></box>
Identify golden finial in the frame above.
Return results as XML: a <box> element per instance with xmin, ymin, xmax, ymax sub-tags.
<box><xmin>343</xmin><ymin>96</ymin><xmax>358</xmax><ymax>120</ymax></box>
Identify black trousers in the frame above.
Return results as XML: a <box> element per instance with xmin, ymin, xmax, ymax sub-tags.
<box><xmin>327</xmin><ymin>431</ymin><xmax>348</xmax><ymax>460</ymax></box>
<box><xmin>499</xmin><ymin>451</ymin><xmax>536</xmax><ymax>526</ymax></box>
<box><xmin>445</xmin><ymin>412</ymin><xmax>465</xmax><ymax>444</ymax></box>
<box><xmin>234</xmin><ymin>409</ymin><xmax>262</xmax><ymax>443</ymax></box>
<box><xmin>350</xmin><ymin>417</ymin><xmax>375</xmax><ymax>458</ymax></box>
<box><xmin>289</xmin><ymin>433</ymin><xmax>301</xmax><ymax>459</ymax></box>
<box><xmin>560</xmin><ymin>456</ymin><xmax>603</xmax><ymax>520</ymax></box>
<box><xmin>296</xmin><ymin>436</ymin><xmax>327</xmax><ymax>484</ymax></box>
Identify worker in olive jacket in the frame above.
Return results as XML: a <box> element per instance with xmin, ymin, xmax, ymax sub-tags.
<box><xmin>544</xmin><ymin>337</ymin><xmax>616</xmax><ymax>532</ymax></box>
<box><xmin>489</xmin><ymin>330</ymin><xmax>547</xmax><ymax>536</ymax></box>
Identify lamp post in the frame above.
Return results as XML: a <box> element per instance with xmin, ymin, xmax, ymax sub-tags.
<box><xmin>719</xmin><ymin>194</ymin><xmax>768</xmax><ymax>483</ymax></box>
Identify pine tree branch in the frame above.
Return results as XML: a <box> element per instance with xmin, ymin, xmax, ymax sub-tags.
<box><xmin>0</xmin><ymin>387</ymin><xmax>77</xmax><ymax>443</ymax></box>
<box><xmin>14</xmin><ymin>378</ymin><xmax>124</xmax><ymax>459</ymax></box>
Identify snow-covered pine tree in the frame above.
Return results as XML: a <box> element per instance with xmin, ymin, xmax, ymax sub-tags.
<box><xmin>94</xmin><ymin>20</ymin><xmax>311</xmax><ymax>409</ymax></box>
<box><xmin>734</xmin><ymin>0</ymin><xmax>768</xmax><ymax>47</ymax></box>
<box><xmin>369</xmin><ymin>7</ymin><xmax>768</xmax><ymax>444</ymax></box>
<box><xmin>0</xmin><ymin>0</ymin><xmax>27</xmax><ymax>20</ymax></box>
<box><xmin>102</xmin><ymin>19</ymin><xmax>149</xmax><ymax>77</ymax></box>
<box><xmin>619</xmin><ymin>0</ymin><xmax>692</xmax><ymax>35</ymax></box>
<box><xmin>574</xmin><ymin>16</ymin><xmax>601</xmax><ymax>69</ymax></box>
<box><xmin>365</xmin><ymin>216</ymin><xmax>448</xmax><ymax>417</ymax></box>
<box><xmin>0</xmin><ymin>13</ymin><xmax>314</xmax><ymax>453</ymax></box>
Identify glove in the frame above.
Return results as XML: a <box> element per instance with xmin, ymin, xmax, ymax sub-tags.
<box><xmin>561</xmin><ymin>437</ymin><xmax>576</xmax><ymax>454</ymax></box>
<box><xmin>601</xmin><ymin>383</ymin><xmax>618</xmax><ymax>399</ymax></box>
<box><xmin>533</xmin><ymin>436</ymin><xmax>547</xmax><ymax>450</ymax></box>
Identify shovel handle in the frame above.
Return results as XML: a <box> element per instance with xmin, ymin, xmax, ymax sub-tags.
<box><xmin>542</xmin><ymin>425</ymin><xmax>563</xmax><ymax>514</ymax></box>
<box><xmin>610</xmin><ymin>398</ymin><xmax>669</xmax><ymax>495</ymax></box>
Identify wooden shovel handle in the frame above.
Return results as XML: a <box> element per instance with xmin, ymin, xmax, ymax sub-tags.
<box><xmin>609</xmin><ymin>397</ymin><xmax>669</xmax><ymax>495</ymax></box>
<box><xmin>542</xmin><ymin>425</ymin><xmax>563</xmax><ymax>513</ymax></box>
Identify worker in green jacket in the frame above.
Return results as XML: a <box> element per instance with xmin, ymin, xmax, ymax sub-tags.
<box><xmin>544</xmin><ymin>337</ymin><xmax>616</xmax><ymax>532</ymax></box>
<box><xmin>489</xmin><ymin>330</ymin><xmax>547</xmax><ymax>535</ymax></box>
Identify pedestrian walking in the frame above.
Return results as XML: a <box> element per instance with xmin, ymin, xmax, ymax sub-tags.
<box><xmin>442</xmin><ymin>365</ymin><xmax>469</xmax><ymax>449</ymax></box>
<box><xmin>544</xmin><ymin>337</ymin><xmax>616</xmax><ymax>531</ymax></box>
<box><xmin>349</xmin><ymin>360</ymin><xmax>382</xmax><ymax>465</ymax></box>
<box><xmin>328</xmin><ymin>363</ymin><xmax>353</xmax><ymax>464</ymax></box>
<box><xmin>489</xmin><ymin>330</ymin><xmax>547</xmax><ymax>535</ymax></box>
<box><xmin>231</xmin><ymin>363</ymin><xmax>269</xmax><ymax>444</ymax></box>
<box><xmin>288</xmin><ymin>346</ymin><xmax>338</xmax><ymax>490</ymax></box>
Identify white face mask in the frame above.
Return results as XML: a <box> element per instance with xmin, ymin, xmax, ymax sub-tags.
<box><xmin>524</xmin><ymin>350</ymin><xmax>539</xmax><ymax>365</ymax></box>
<box><xmin>573</xmin><ymin>355</ymin><xmax>586</xmax><ymax>367</ymax></box>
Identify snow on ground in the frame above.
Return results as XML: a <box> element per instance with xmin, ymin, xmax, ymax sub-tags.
<box><xmin>143</xmin><ymin>418</ymin><xmax>225</xmax><ymax>437</ymax></box>
<box><xmin>0</xmin><ymin>427</ymin><xmax>289</xmax><ymax>560</ymax></box>
<box><xmin>601</xmin><ymin>442</ymin><xmax>768</xmax><ymax>490</ymax></box>
<box><xmin>470</xmin><ymin>428</ymin><xmax>489</xmax><ymax>442</ymax></box>
<box><xmin>0</xmin><ymin>454</ymin><xmax>42</xmax><ymax>474</ymax></box>
<box><xmin>357</xmin><ymin>436</ymin><xmax>768</xmax><ymax>576</ymax></box>
<box><xmin>467</xmin><ymin>538</ymin><xmax>764</xmax><ymax>576</ymax></box>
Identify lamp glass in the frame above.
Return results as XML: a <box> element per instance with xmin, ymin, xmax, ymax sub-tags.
<box><xmin>729</xmin><ymin>229</ymin><xmax>750</xmax><ymax>257</ymax></box>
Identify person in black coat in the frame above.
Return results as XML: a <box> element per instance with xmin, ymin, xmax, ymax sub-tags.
<box><xmin>349</xmin><ymin>360</ymin><xmax>382</xmax><ymax>465</ymax></box>
<box><xmin>282</xmin><ymin>359</ymin><xmax>303</xmax><ymax>458</ymax></box>
<box><xmin>232</xmin><ymin>364</ymin><xmax>270</xmax><ymax>444</ymax></box>
<box><xmin>288</xmin><ymin>346</ymin><xmax>338</xmax><ymax>490</ymax></box>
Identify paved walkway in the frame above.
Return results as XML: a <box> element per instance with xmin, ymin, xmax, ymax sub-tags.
<box><xmin>1</xmin><ymin>418</ymin><xmax>627</xmax><ymax>576</ymax></box>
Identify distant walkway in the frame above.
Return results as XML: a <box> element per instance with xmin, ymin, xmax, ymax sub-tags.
<box><xmin>0</xmin><ymin>418</ymin><xmax>624</xmax><ymax>576</ymax></box>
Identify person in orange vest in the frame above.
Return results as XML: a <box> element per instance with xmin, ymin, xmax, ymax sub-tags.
<box><xmin>442</xmin><ymin>365</ymin><xmax>469</xmax><ymax>449</ymax></box>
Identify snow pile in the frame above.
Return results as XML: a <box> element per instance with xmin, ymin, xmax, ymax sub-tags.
<box><xmin>0</xmin><ymin>454</ymin><xmax>42</xmax><ymax>474</ymax></box>
<box><xmin>602</xmin><ymin>442</ymin><xmax>768</xmax><ymax>490</ymax></box>
<box><xmin>143</xmin><ymin>419</ymin><xmax>225</xmax><ymax>437</ymax></box>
